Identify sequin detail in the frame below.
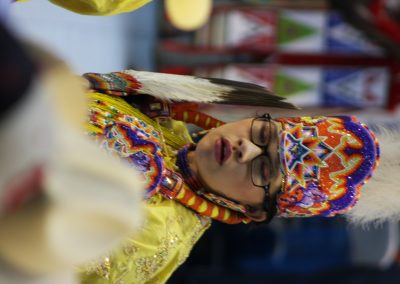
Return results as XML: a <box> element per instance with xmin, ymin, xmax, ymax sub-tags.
<box><xmin>135</xmin><ymin>230</ymin><xmax>180</xmax><ymax>282</ymax></box>
<box><xmin>83</xmin><ymin>206</ymin><xmax>211</xmax><ymax>284</ymax></box>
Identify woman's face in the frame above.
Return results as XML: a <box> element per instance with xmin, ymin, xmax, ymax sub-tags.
<box><xmin>187</xmin><ymin>117</ymin><xmax>283</xmax><ymax>221</ymax></box>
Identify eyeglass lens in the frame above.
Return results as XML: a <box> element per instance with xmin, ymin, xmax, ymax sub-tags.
<box><xmin>250</xmin><ymin>117</ymin><xmax>273</xmax><ymax>187</ymax></box>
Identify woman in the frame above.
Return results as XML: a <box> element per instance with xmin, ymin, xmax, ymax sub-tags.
<box><xmin>80</xmin><ymin>70</ymin><xmax>380</xmax><ymax>284</ymax></box>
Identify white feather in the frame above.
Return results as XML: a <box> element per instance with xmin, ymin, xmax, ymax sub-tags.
<box><xmin>345</xmin><ymin>127</ymin><xmax>400</xmax><ymax>227</ymax></box>
<box><xmin>122</xmin><ymin>70</ymin><xmax>231</xmax><ymax>103</ymax></box>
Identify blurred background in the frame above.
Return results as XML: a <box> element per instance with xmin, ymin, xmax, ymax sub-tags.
<box><xmin>7</xmin><ymin>0</ymin><xmax>400</xmax><ymax>283</ymax></box>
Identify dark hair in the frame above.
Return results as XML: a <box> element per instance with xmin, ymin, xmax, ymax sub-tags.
<box><xmin>248</xmin><ymin>195</ymin><xmax>277</xmax><ymax>229</ymax></box>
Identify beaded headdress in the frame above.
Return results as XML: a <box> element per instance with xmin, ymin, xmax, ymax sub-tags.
<box><xmin>275</xmin><ymin>116</ymin><xmax>380</xmax><ymax>217</ymax></box>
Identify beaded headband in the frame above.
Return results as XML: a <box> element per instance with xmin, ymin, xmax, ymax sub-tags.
<box><xmin>275</xmin><ymin>116</ymin><xmax>380</xmax><ymax>217</ymax></box>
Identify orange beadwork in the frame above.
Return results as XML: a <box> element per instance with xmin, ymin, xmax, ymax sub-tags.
<box><xmin>276</xmin><ymin>116</ymin><xmax>380</xmax><ymax>218</ymax></box>
<box><xmin>175</xmin><ymin>183</ymin><xmax>251</xmax><ymax>225</ymax></box>
<box><xmin>172</xmin><ymin>103</ymin><xmax>224</xmax><ymax>130</ymax></box>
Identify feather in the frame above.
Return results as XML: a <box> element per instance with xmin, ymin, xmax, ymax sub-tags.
<box><xmin>122</xmin><ymin>70</ymin><xmax>298</xmax><ymax>109</ymax></box>
<box><xmin>345</xmin><ymin>127</ymin><xmax>400</xmax><ymax>227</ymax></box>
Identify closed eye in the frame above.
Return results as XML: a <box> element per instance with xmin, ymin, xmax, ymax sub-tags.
<box><xmin>259</xmin><ymin>123</ymin><xmax>269</xmax><ymax>145</ymax></box>
<box><xmin>260</xmin><ymin>157</ymin><xmax>271</xmax><ymax>184</ymax></box>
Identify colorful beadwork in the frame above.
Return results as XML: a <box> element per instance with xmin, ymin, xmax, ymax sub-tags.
<box><xmin>275</xmin><ymin>116</ymin><xmax>380</xmax><ymax>217</ymax></box>
<box><xmin>84</xmin><ymin>72</ymin><xmax>141</xmax><ymax>97</ymax></box>
<box><xmin>99</xmin><ymin>114</ymin><xmax>164</xmax><ymax>199</ymax></box>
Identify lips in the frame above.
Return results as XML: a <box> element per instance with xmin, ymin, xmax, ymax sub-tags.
<box><xmin>215</xmin><ymin>138</ymin><xmax>232</xmax><ymax>165</ymax></box>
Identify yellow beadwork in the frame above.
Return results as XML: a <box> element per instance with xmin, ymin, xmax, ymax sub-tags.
<box><xmin>187</xmin><ymin>196</ymin><xmax>196</xmax><ymax>206</ymax></box>
<box><xmin>198</xmin><ymin>201</ymin><xmax>207</xmax><ymax>213</ymax></box>
<box><xmin>48</xmin><ymin>0</ymin><xmax>151</xmax><ymax>16</ymax></box>
<box><xmin>211</xmin><ymin>207</ymin><xmax>219</xmax><ymax>218</ymax></box>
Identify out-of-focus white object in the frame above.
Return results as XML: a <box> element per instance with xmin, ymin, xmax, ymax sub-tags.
<box><xmin>165</xmin><ymin>0</ymin><xmax>212</xmax><ymax>31</ymax></box>
<box><xmin>346</xmin><ymin>126</ymin><xmax>400</xmax><ymax>226</ymax></box>
<box><xmin>0</xmin><ymin>44</ymin><xmax>143</xmax><ymax>278</ymax></box>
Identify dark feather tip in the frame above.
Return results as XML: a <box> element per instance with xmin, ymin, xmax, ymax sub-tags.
<box><xmin>204</xmin><ymin>77</ymin><xmax>269</xmax><ymax>92</ymax></box>
<box><xmin>217</xmin><ymin>88</ymin><xmax>298</xmax><ymax>109</ymax></box>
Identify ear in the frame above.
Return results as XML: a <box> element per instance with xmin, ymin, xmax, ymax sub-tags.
<box><xmin>245</xmin><ymin>207</ymin><xmax>267</xmax><ymax>222</ymax></box>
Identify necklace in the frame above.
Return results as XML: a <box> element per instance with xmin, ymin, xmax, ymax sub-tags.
<box><xmin>176</xmin><ymin>144</ymin><xmax>204</xmax><ymax>193</ymax></box>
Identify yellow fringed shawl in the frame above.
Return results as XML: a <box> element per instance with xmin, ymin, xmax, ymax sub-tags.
<box><xmin>48</xmin><ymin>0</ymin><xmax>151</xmax><ymax>16</ymax></box>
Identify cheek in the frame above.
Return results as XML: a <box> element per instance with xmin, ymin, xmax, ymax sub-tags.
<box><xmin>202</xmin><ymin>165</ymin><xmax>247</xmax><ymax>193</ymax></box>
<box><xmin>196</xmin><ymin>131</ymin><xmax>214</xmax><ymax>154</ymax></box>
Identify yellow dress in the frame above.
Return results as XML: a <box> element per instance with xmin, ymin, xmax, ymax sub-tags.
<box><xmin>81</xmin><ymin>194</ymin><xmax>211</xmax><ymax>284</ymax></box>
<box><xmin>48</xmin><ymin>0</ymin><xmax>151</xmax><ymax>15</ymax></box>
<box><xmin>80</xmin><ymin>92</ymin><xmax>211</xmax><ymax>283</ymax></box>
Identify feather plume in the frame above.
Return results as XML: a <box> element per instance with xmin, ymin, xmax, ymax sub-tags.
<box><xmin>122</xmin><ymin>70</ymin><xmax>297</xmax><ymax>109</ymax></box>
<box><xmin>345</xmin><ymin>127</ymin><xmax>400</xmax><ymax>227</ymax></box>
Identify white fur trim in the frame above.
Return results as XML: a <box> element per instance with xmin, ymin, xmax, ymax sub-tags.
<box><xmin>346</xmin><ymin>127</ymin><xmax>400</xmax><ymax>227</ymax></box>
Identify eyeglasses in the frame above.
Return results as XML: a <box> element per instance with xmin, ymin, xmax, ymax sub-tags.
<box><xmin>250</xmin><ymin>113</ymin><xmax>276</xmax><ymax>219</ymax></box>
<box><xmin>250</xmin><ymin>113</ymin><xmax>273</xmax><ymax>188</ymax></box>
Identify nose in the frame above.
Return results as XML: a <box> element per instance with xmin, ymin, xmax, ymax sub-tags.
<box><xmin>235</xmin><ymin>138</ymin><xmax>263</xmax><ymax>163</ymax></box>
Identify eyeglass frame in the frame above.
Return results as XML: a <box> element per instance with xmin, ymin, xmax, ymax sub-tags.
<box><xmin>249</xmin><ymin>113</ymin><xmax>277</xmax><ymax>221</ymax></box>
